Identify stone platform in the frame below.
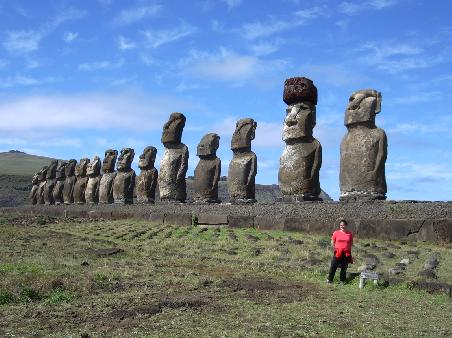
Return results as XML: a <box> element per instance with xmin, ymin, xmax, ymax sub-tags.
<box><xmin>1</xmin><ymin>201</ymin><xmax>452</xmax><ymax>243</ymax></box>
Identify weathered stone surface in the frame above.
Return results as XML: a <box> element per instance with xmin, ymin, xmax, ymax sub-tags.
<box><xmin>73</xmin><ymin>158</ymin><xmax>90</xmax><ymax>204</ymax></box>
<box><xmin>279</xmin><ymin>77</ymin><xmax>322</xmax><ymax>201</ymax></box>
<box><xmin>194</xmin><ymin>133</ymin><xmax>221</xmax><ymax>203</ymax></box>
<box><xmin>63</xmin><ymin>159</ymin><xmax>77</xmax><ymax>204</ymax></box>
<box><xmin>85</xmin><ymin>156</ymin><xmax>101</xmax><ymax>204</ymax></box>
<box><xmin>340</xmin><ymin>89</ymin><xmax>387</xmax><ymax>201</ymax></box>
<box><xmin>254</xmin><ymin>216</ymin><xmax>284</xmax><ymax>230</ymax></box>
<box><xmin>149</xmin><ymin>213</ymin><xmax>164</xmax><ymax>225</ymax></box>
<box><xmin>159</xmin><ymin>113</ymin><xmax>188</xmax><ymax>202</ymax></box>
<box><xmin>228</xmin><ymin>118</ymin><xmax>257</xmax><ymax>203</ymax></box>
<box><xmin>197</xmin><ymin>213</ymin><xmax>228</xmax><ymax>225</ymax></box>
<box><xmin>136</xmin><ymin>146</ymin><xmax>158</xmax><ymax>204</ymax></box>
<box><xmin>99</xmin><ymin>149</ymin><xmax>118</xmax><ymax>204</ymax></box>
<box><xmin>227</xmin><ymin>215</ymin><xmax>254</xmax><ymax>228</ymax></box>
<box><xmin>52</xmin><ymin>161</ymin><xmax>67</xmax><ymax>205</ymax></box>
<box><xmin>30</xmin><ymin>166</ymin><xmax>47</xmax><ymax>205</ymax></box>
<box><xmin>113</xmin><ymin>148</ymin><xmax>135</xmax><ymax>204</ymax></box>
<box><xmin>43</xmin><ymin>160</ymin><xmax>58</xmax><ymax>205</ymax></box>
<box><xmin>164</xmin><ymin>213</ymin><xmax>192</xmax><ymax>226</ymax></box>
<box><xmin>283</xmin><ymin>218</ymin><xmax>330</xmax><ymax>233</ymax></box>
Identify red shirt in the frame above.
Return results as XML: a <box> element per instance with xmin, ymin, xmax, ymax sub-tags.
<box><xmin>332</xmin><ymin>230</ymin><xmax>353</xmax><ymax>250</ymax></box>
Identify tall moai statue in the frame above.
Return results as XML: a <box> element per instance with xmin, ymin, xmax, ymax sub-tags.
<box><xmin>99</xmin><ymin>149</ymin><xmax>118</xmax><ymax>204</ymax></box>
<box><xmin>85</xmin><ymin>156</ymin><xmax>102</xmax><ymax>204</ymax></box>
<box><xmin>194</xmin><ymin>133</ymin><xmax>221</xmax><ymax>203</ymax></box>
<box><xmin>340</xmin><ymin>89</ymin><xmax>387</xmax><ymax>201</ymax></box>
<box><xmin>73</xmin><ymin>158</ymin><xmax>90</xmax><ymax>204</ymax></box>
<box><xmin>43</xmin><ymin>160</ymin><xmax>58</xmax><ymax>205</ymax></box>
<box><xmin>63</xmin><ymin>159</ymin><xmax>77</xmax><ymax>204</ymax></box>
<box><xmin>113</xmin><ymin>148</ymin><xmax>136</xmax><ymax>204</ymax></box>
<box><xmin>136</xmin><ymin>146</ymin><xmax>158</xmax><ymax>204</ymax></box>
<box><xmin>52</xmin><ymin>161</ymin><xmax>67</xmax><ymax>205</ymax></box>
<box><xmin>158</xmin><ymin>112</ymin><xmax>189</xmax><ymax>202</ymax></box>
<box><xmin>30</xmin><ymin>167</ymin><xmax>46</xmax><ymax>205</ymax></box>
<box><xmin>228</xmin><ymin>118</ymin><xmax>257</xmax><ymax>204</ymax></box>
<box><xmin>278</xmin><ymin>77</ymin><xmax>322</xmax><ymax>201</ymax></box>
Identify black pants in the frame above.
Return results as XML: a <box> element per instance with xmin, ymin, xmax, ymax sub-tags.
<box><xmin>328</xmin><ymin>253</ymin><xmax>349</xmax><ymax>282</ymax></box>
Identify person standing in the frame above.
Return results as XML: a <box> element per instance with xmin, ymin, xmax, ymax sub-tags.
<box><xmin>327</xmin><ymin>219</ymin><xmax>353</xmax><ymax>284</ymax></box>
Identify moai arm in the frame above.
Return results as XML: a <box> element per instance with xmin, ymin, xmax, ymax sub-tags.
<box><xmin>212</xmin><ymin>159</ymin><xmax>221</xmax><ymax>190</ymax></box>
<box><xmin>369</xmin><ymin>131</ymin><xmax>387</xmax><ymax>181</ymax></box>
<box><xmin>150</xmin><ymin>169</ymin><xmax>158</xmax><ymax>194</ymax></box>
<box><xmin>177</xmin><ymin>147</ymin><xmax>189</xmax><ymax>183</ymax></box>
<box><xmin>311</xmin><ymin>142</ymin><xmax>322</xmax><ymax>181</ymax></box>
<box><xmin>247</xmin><ymin>154</ymin><xmax>257</xmax><ymax>186</ymax></box>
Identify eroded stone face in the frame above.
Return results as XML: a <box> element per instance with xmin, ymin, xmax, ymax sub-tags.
<box><xmin>85</xmin><ymin>156</ymin><xmax>101</xmax><ymax>204</ymax></box>
<box><xmin>99</xmin><ymin>150</ymin><xmax>118</xmax><ymax>204</ymax></box>
<box><xmin>340</xmin><ymin>89</ymin><xmax>387</xmax><ymax>201</ymax></box>
<box><xmin>73</xmin><ymin>158</ymin><xmax>90</xmax><ymax>204</ymax></box>
<box><xmin>53</xmin><ymin>161</ymin><xmax>67</xmax><ymax>205</ymax></box>
<box><xmin>159</xmin><ymin>113</ymin><xmax>189</xmax><ymax>202</ymax></box>
<box><xmin>136</xmin><ymin>146</ymin><xmax>158</xmax><ymax>204</ymax></box>
<box><xmin>278</xmin><ymin>76</ymin><xmax>322</xmax><ymax>201</ymax></box>
<box><xmin>161</xmin><ymin>112</ymin><xmax>186</xmax><ymax>146</ymax></box>
<box><xmin>63</xmin><ymin>159</ymin><xmax>77</xmax><ymax>204</ymax></box>
<box><xmin>113</xmin><ymin>148</ymin><xmax>135</xmax><ymax>204</ymax></box>
<box><xmin>43</xmin><ymin>160</ymin><xmax>58</xmax><ymax>205</ymax></box>
<box><xmin>194</xmin><ymin>133</ymin><xmax>221</xmax><ymax>203</ymax></box>
<box><xmin>228</xmin><ymin>119</ymin><xmax>257</xmax><ymax>203</ymax></box>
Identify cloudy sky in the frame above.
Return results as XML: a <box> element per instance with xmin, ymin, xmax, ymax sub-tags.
<box><xmin>1</xmin><ymin>0</ymin><xmax>452</xmax><ymax>201</ymax></box>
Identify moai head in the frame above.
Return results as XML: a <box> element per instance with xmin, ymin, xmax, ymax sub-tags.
<box><xmin>65</xmin><ymin>159</ymin><xmax>77</xmax><ymax>177</ymax></box>
<box><xmin>102</xmin><ymin>149</ymin><xmax>118</xmax><ymax>173</ymax></box>
<box><xmin>345</xmin><ymin>89</ymin><xmax>381</xmax><ymax>127</ymax></box>
<box><xmin>197</xmin><ymin>133</ymin><xmax>220</xmax><ymax>158</ymax></box>
<box><xmin>55</xmin><ymin>161</ymin><xmax>67</xmax><ymax>180</ymax></box>
<box><xmin>138</xmin><ymin>146</ymin><xmax>157</xmax><ymax>170</ymax></box>
<box><xmin>87</xmin><ymin>156</ymin><xmax>101</xmax><ymax>177</ymax></box>
<box><xmin>75</xmin><ymin>158</ymin><xmax>90</xmax><ymax>178</ymax></box>
<box><xmin>231</xmin><ymin>118</ymin><xmax>257</xmax><ymax>151</ymax></box>
<box><xmin>117</xmin><ymin>148</ymin><xmax>135</xmax><ymax>172</ymax></box>
<box><xmin>161</xmin><ymin>112</ymin><xmax>186</xmax><ymax>146</ymax></box>
<box><xmin>31</xmin><ymin>172</ymin><xmax>39</xmax><ymax>185</ymax></box>
<box><xmin>36</xmin><ymin>166</ymin><xmax>47</xmax><ymax>183</ymax></box>
<box><xmin>282</xmin><ymin>77</ymin><xmax>317</xmax><ymax>142</ymax></box>
<box><xmin>46</xmin><ymin>160</ymin><xmax>58</xmax><ymax>180</ymax></box>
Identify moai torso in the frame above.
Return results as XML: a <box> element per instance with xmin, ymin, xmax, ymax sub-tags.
<box><xmin>29</xmin><ymin>173</ymin><xmax>40</xmax><ymax>205</ymax></box>
<box><xmin>159</xmin><ymin>113</ymin><xmax>189</xmax><ymax>202</ymax></box>
<box><xmin>85</xmin><ymin>156</ymin><xmax>101</xmax><ymax>204</ymax></box>
<box><xmin>136</xmin><ymin>146</ymin><xmax>158</xmax><ymax>204</ymax></box>
<box><xmin>63</xmin><ymin>159</ymin><xmax>77</xmax><ymax>204</ymax></box>
<box><xmin>113</xmin><ymin>148</ymin><xmax>135</xmax><ymax>204</ymax></box>
<box><xmin>43</xmin><ymin>160</ymin><xmax>58</xmax><ymax>205</ymax></box>
<box><xmin>53</xmin><ymin>161</ymin><xmax>67</xmax><ymax>205</ymax></box>
<box><xmin>30</xmin><ymin>167</ymin><xmax>46</xmax><ymax>205</ymax></box>
<box><xmin>99</xmin><ymin>149</ymin><xmax>118</xmax><ymax>204</ymax></box>
<box><xmin>340</xmin><ymin>90</ymin><xmax>387</xmax><ymax>201</ymax></box>
<box><xmin>73</xmin><ymin>158</ymin><xmax>90</xmax><ymax>204</ymax></box>
<box><xmin>194</xmin><ymin>133</ymin><xmax>221</xmax><ymax>203</ymax></box>
<box><xmin>228</xmin><ymin>118</ymin><xmax>257</xmax><ymax>203</ymax></box>
<box><xmin>278</xmin><ymin>77</ymin><xmax>322</xmax><ymax>201</ymax></box>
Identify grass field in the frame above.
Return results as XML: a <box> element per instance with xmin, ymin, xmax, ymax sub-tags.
<box><xmin>0</xmin><ymin>215</ymin><xmax>451</xmax><ymax>337</ymax></box>
<box><xmin>0</xmin><ymin>152</ymin><xmax>57</xmax><ymax>176</ymax></box>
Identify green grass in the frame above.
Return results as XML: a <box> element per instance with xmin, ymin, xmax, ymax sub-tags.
<box><xmin>0</xmin><ymin>151</ymin><xmax>57</xmax><ymax>176</ymax></box>
<box><xmin>0</xmin><ymin>216</ymin><xmax>451</xmax><ymax>337</ymax></box>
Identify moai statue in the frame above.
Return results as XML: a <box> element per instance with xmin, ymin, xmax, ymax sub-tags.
<box><xmin>52</xmin><ymin>161</ymin><xmax>67</xmax><ymax>205</ymax></box>
<box><xmin>73</xmin><ymin>158</ymin><xmax>90</xmax><ymax>204</ymax></box>
<box><xmin>63</xmin><ymin>159</ymin><xmax>77</xmax><ymax>204</ymax></box>
<box><xmin>43</xmin><ymin>160</ymin><xmax>58</xmax><ymax>205</ymax></box>
<box><xmin>194</xmin><ymin>133</ymin><xmax>221</xmax><ymax>203</ymax></box>
<box><xmin>228</xmin><ymin>118</ymin><xmax>257</xmax><ymax>204</ymax></box>
<box><xmin>85</xmin><ymin>156</ymin><xmax>102</xmax><ymax>204</ymax></box>
<box><xmin>136</xmin><ymin>146</ymin><xmax>158</xmax><ymax>204</ymax></box>
<box><xmin>340</xmin><ymin>89</ymin><xmax>387</xmax><ymax>201</ymax></box>
<box><xmin>113</xmin><ymin>148</ymin><xmax>136</xmax><ymax>204</ymax></box>
<box><xmin>278</xmin><ymin>77</ymin><xmax>322</xmax><ymax>201</ymax></box>
<box><xmin>99</xmin><ymin>149</ymin><xmax>118</xmax><ymax>204</ymax></box>
<box><xmin>36</xmin><ymin>166</ymin><xmax>48</xmax><ymax>204</ymax></box>
<box><xmin>30</xmin><ymin>167</ymin><xmax>46</xmax><ymax>205</ymax></box>
<box><xmin>158</xmin><ymin>113</ymin><xmax>189</xmax><ymax>202</ymax></box>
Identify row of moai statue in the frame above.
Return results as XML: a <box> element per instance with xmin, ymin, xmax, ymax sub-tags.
<box><xmin>30</xmin><ymin>76</ymin><xmax>387</xmax><ymax>205</ymax></box>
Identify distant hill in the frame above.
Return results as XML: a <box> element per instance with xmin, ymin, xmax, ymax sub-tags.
<box><xmin>0</xmin><ymin>151</ymin><xmax>58</xmax><ymax>176</ymax></box>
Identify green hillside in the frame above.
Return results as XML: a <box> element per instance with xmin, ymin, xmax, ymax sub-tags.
<box><xmin>0</xmin><ymin>151</ymin><xmax>58</xmax><ymax>176</ymax></box>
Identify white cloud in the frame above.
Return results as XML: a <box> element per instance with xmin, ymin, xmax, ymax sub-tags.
<box><xmin>114</xmin><ymin>5</ymin><xmax>162</xmax><ymax>25</ymax></box>
<box><xmin>78</xmin><ymin>59</ymin><xmax>124</xmax><ymax>71</ymax></box>
<box><xmin>387</xmin><ymin>161</ymin><xmax>452</xmax><ymax>181</ymax></box>
<box><xmin>117</xmin><ymin>35</ymin><xmax>136</xmax><ymax>51</ymax></box>
<box><xmin>63</xmin><ymin>31</ymin><xmax>79</xmax><ymax>43</ymax></box>
<box><xmin>339</xmin><ymin>0</ymin><xmax>399</xmax><ymax>15</ymax></box>
<box><xmin>393</xmin><ymin>91</ymin><xmax>441</xmax><ymax>104</ymax></box>
<box><xmin>0</xmin><ymin>75</ymin><xmax>59</xmax><ymax>88</ymax></box>
<box><xmin>143</xmin><ymin>22</ymin><xmax>197</xmax><ymax>48</ymax></box>
<box><xmin>222</xmin><ymin>0</ymin><xmax>242</xmax><ymax>10</ymax></box>
<box><xmin>176</xmin><ymin>82</ymin><xmax>207</xmax><ymax>92</ymax></box>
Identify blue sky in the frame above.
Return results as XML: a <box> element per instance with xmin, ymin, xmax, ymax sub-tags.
<box><xmin>1</xmin><ymin>0</ymin><xmax>452</xmax><ymax>201</ymax></box>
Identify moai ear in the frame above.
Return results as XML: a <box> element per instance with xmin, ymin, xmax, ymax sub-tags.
<box><xmin>375</xmin><ymin>91</ymin><xmax>382</xmax><ymax>114</ymax></box>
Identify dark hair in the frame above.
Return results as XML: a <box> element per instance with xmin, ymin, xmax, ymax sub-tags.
<box><xmin>339</xmin><ymin>219</ymin><xmax>348</xmax><ymax>225</ymax></box>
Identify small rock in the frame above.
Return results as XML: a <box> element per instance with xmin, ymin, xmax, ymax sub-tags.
<box><xmin>424</xmin><ymin>258</ymin><xmax>439</xmax><ymax>270</ymax></box>
<box><xmin>198</xmin><ymin>227</ymin><xmax>209</xmax><ymax>233</ymax></box>
<box><xmin>400</xmin><ymin>258</ymin><xmax>410</xmax><ymax>265</ymax></box>
<box><xmin>406</xmin><ymin>250</ymin><xmax>420</xmax><ymax>258</ymax></box>
<box><xmin>418</xmin><ymin>269</ymin><xmax>437</xmax><ymax>279</ymax></box>
<box><xmin>245</xmin><ymin>234</ymin><xmax>259</xmax><ymax>242</ymax></box>
<box><xmin>383</xmin><ymin>252</ymin><xmax>396</xmax><ymax>258</ymax></box>
<box><xmin>252</xmin><ymin>248</ymin><xmax>262</xmax><ymax>256</ymax></box>
<box><xmin>364</xmin><ymin>254</ymin><xmax>380</xmax><ymax>269</ymax></box>
<box><xmin>357</xmin><ymin>265</ymin><xmax>369</xmax><ymax>273</ymax></box>
<box><xmin>289</xmin><ymin>238</ymin><xmax>303</xmax><ymax>245</ymax></box>
<box><xmin>394</xmin><ymin>263</ymin><xmax>406</xmax><ymax>270</ymax></box>
<box><xmin>389</xmin><ymin>267</ymin><xmax>404</xmax><ymax>275</ymax></box>
<box><xmin>386</xmin><ymin>243</ymin><xmax>401</xmax><ymax>249</ymax></box>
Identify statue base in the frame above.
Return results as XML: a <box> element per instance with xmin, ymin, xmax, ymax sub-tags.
<box><xmin>339</xmin><ymin>192</ymin><xmax>386</xmax><ymax>202</ymax></box>
<box><xmin>229</xmin><ymin>198</ymin><xmax>256</xmax><ymax>205</ymax></box>
<box><xmin>278</xmin><ymin>194</ymin><xmax>322</xmax><ymax>203</ymax></box>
